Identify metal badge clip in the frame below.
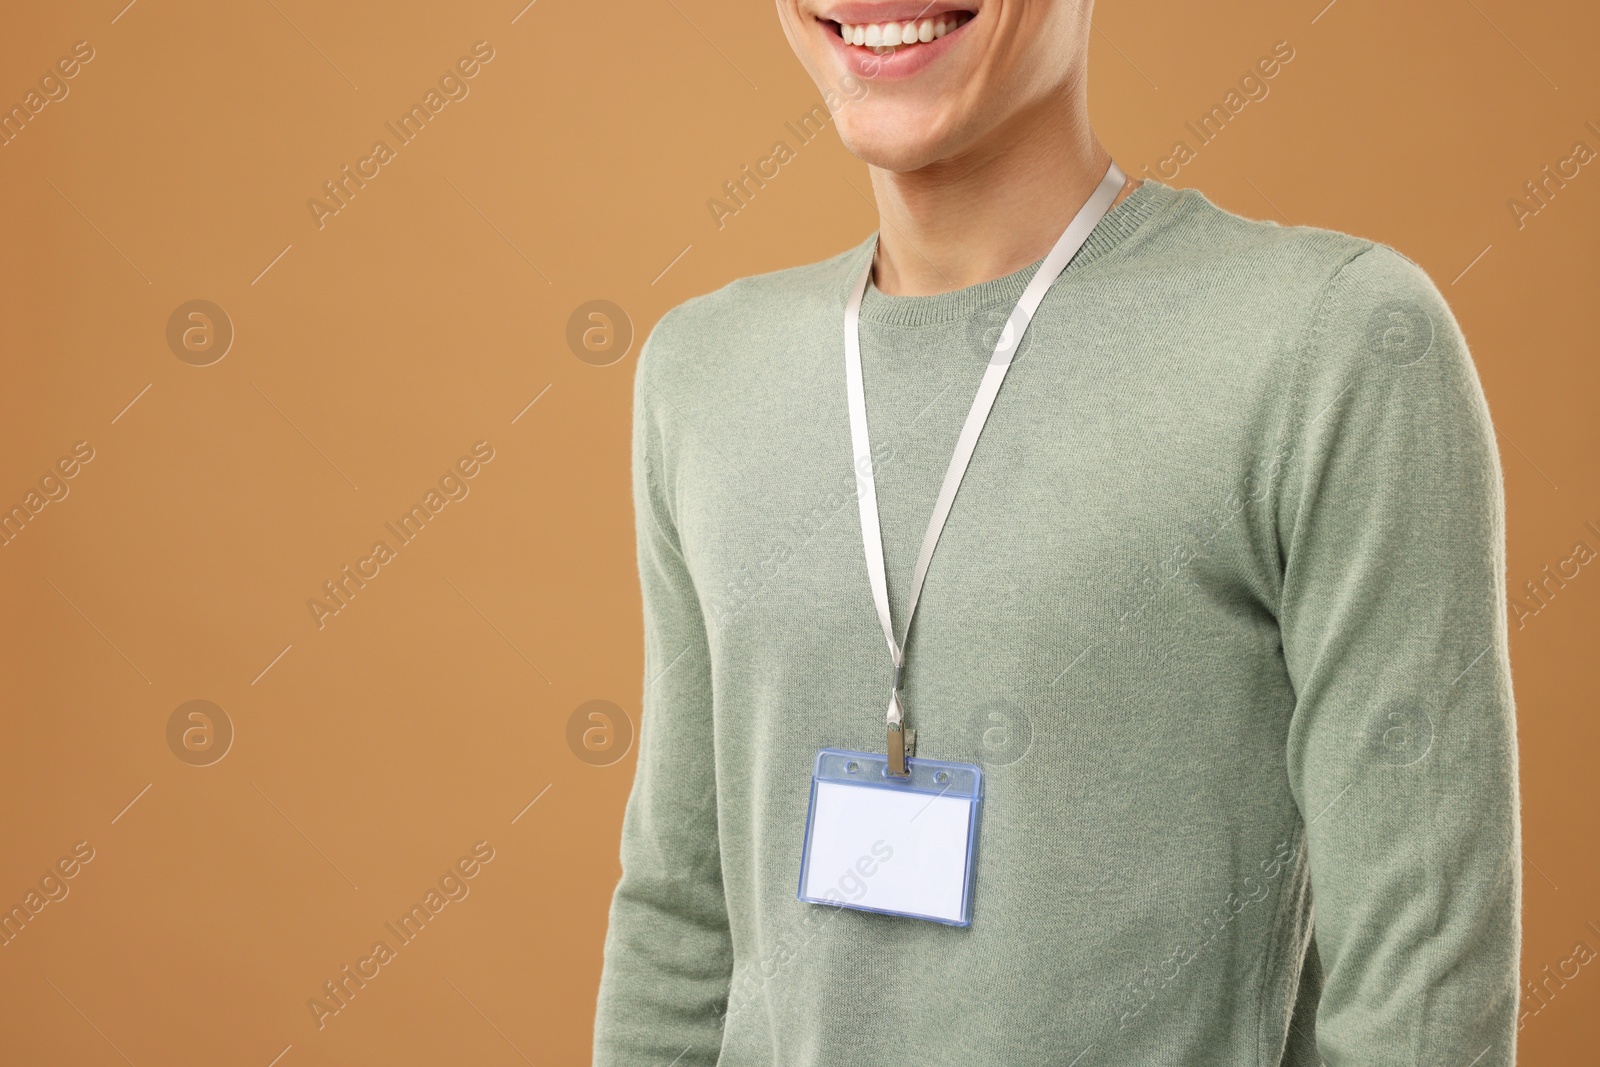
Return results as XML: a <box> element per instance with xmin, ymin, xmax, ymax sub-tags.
<box><xmin>886</xmin><ymin>683</ymin><xmax>915</xmax><ymax>779</ymax></box>
<box><xmin>887</xmin><ymin>721</ymin><xmax>917</xmax><ymax>778</ymax></box>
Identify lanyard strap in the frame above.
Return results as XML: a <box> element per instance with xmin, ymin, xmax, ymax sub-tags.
<box><xmin>844</xmin><ymin>159</ymin><xmax>1127</xmax><ymax>775</ymax></box>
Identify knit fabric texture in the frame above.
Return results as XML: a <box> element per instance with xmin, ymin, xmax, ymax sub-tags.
<box><xmin>593</xmin><ymin>179</ymin><xmax>1521</xmax><ymax>1067</ymax></box>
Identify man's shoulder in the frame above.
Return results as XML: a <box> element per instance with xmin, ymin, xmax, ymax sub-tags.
<box><xmin>1152</xmin><ymin>182</ymin><xmax>1458</xmax><ymax>367</ymax></box>
<box><xmin>638</xmin><ymin>240</ymin><xmax>869</xmax><ymax>385</ymax></box>
<box><xmin>1155</xmin><ymin>181</ymin><xmax>1417</xmax><ymax>293</ymax></box>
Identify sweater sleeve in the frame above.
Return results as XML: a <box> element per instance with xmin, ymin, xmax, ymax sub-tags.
<box><xmin>1274</xmin><ymin>245</ymin><xmax>1521</xmax><ymax>1065</ymax></box>
<box><xmin>593</xmin><ymin>319</ymin><xmax>733</xmax><ymax>1066</ymax></box>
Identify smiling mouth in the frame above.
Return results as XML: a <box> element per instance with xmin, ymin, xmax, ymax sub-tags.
<box><xmin>828</xmin><ymin>11</ymin><xmax>974</xmax><ymax>51</ymax></box>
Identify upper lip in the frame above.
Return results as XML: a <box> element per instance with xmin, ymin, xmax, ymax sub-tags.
<box><xmin>817</xmin><ymin>3</ymin><xmax>973</xmax><ymax>23</ymax></box>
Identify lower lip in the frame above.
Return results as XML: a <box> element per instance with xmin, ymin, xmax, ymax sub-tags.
<box><xmin>822</xmin><ymin>17</ymin><xmax>972</xmax><ymax>81</ymax></box>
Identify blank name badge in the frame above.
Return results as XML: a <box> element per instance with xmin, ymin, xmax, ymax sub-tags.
<box><xmin>797</xmin><ymin>748</ymin><xmax>983</xmax><ymax>927</ymax></box>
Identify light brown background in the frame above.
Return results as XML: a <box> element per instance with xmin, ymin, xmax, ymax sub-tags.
<box><xmin>1</xmin><ymin>1</ymin><xmax>1596</xmax><ymax>1063</ymax></box>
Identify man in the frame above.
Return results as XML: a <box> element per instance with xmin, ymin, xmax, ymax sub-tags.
<box><xmin>595</xmin><ymin>1</ymin><xmax>1521</xmax><ymax>1064</ymax></box>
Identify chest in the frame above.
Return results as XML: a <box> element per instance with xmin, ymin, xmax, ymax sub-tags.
<box><xmin>677</xmin><ymin>318</ymin><xmax>1285</xmax><ymax>671</ymax></box>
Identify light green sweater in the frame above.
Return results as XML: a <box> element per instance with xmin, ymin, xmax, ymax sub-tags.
<box><xmin>594</xmin><ymin>179</ymin><xmax>1521</xmax><ymax>1066</ymax></box>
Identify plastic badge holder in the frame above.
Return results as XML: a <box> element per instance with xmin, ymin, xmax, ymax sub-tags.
<box><xmin>797</xmin><ymin>748</ymin><xmax>983</xmax><ymax>927</ymax></box>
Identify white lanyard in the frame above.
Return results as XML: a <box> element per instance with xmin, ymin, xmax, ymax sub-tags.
<box><xmin>843</xmin><ymin>159</ymin><xmax>1127</xmax><ymax>777</ymax></box>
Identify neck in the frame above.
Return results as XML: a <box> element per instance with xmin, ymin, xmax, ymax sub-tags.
<box><xmin>866</xmin><ymin>92</ymin><xmax>1136</xmax><ymax>297</ymax></box>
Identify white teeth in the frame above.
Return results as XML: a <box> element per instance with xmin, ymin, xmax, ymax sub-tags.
<box><xmin>837</xmin><ymin>12</ymin><xmax>968</xmax><ymax>49</ymax></box>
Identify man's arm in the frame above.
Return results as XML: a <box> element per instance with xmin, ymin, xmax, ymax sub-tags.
<box><xmin>593</xmin><ymin>321</ymin><xmax>733</xmax><ymax>1066</ymax></box>
<box><xmin>1275</xmin><ymin>245</ymin><xmax>1522</xmax><ymax>1064</ymax></box>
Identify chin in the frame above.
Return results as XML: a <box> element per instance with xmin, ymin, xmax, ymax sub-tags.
<box><xmin>833</xmin><ymin>107</ymin><xmax>969</xmax><ymax>173</ymax></box>
<box><xmin>782</xmin><ymin>2</ymin><xmax>1087</xmax><ymax>175</ymax></box>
